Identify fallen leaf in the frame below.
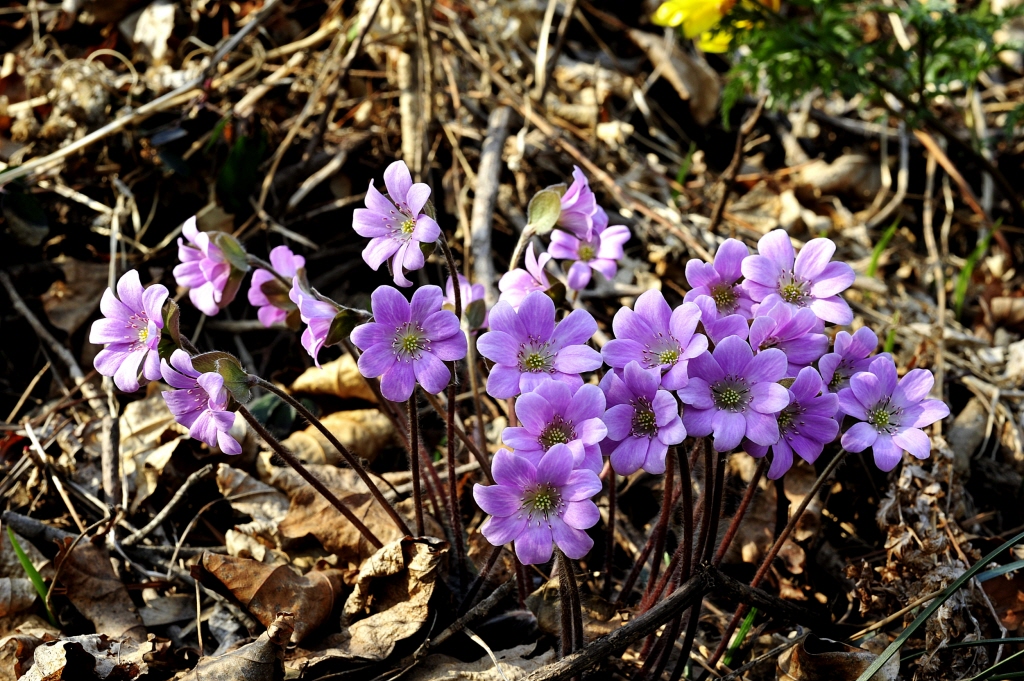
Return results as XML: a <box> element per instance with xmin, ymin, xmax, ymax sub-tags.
<box><xmin>992</xmin><ymin>297</ymin><xmax>1024</xmax><ymax>328</ymax></box>
<box><xmin>138</xmin><ymin>593</ymin><xmax>195</xmax><ymax>627</ymax></box>
<box><xmin>289</xmin><ymin>354</ymin><xmax>377</xmax><ymax>403</ymax></box>
<box><xmin>196</xmin><ymin>553</ymin><xmax>344</xmax><ymax>644</ymax></box>
<box><xmin>216</xmin><ymin>464</ymin><xmax>290</xmax><ymax>546</ymax></box>
<box><xmin>526</xmin><ymin>574</ymin><xmax>620</xmax><ymax>640</ymax></box>
<box><xmin>280</xmin><ymin>410</ymin><xmax>395</xmax><ymax>465</ymax></box>
<box><xmin>119</xmin><ymin>391</ymin><xmax>187</xmax><ymax>513</ymax></box>
<box><xmin>278</xmin><ymin>490</ymin><xmax>401</xmax><ymax>567</ymax></box>
<box><xmin>41</xmin><ymin>257</ymin><xmax>109</xmax><ymax>335</ymax></box>
<box><xmin>21</xmin><ymin>635</ymin><xmax>155</xmax><ymax>681</ymax></box>
<box><xmin>778</xmin><ymin>635</ymin><xmax>899</xmax><ymax>681</ymax></box>
<box><xmin>0</xmin><ymin>578</ymin><xmax>36</xmax><ymax>617</ymax></box>
<box><xmin>178</xmin><ymin>612</ymin><xmax>292</xmax><ymax>681</ymax></box>
<box><xmin>52</xmin><ymin>537</ymin><xmax>147</xmax><ymax>642</ymax></box>
<box><xmin>981</xmin><ymin>572</ymin><xmax>1024</xmax><ymax>632</ymax></box>
<box><xmin>0</xmin><ymin>529</ymin><xmax>52</xmax><ymax>581</ymax></box>
<box><xmin>298</xmin><ymin>537</ymin><xmax>447</xmax><ymax>663</ymax></box>
<box><xmin>403</xmin><ymin>642</ymin><xmax>557</xmax><ymax>681</ymax></box>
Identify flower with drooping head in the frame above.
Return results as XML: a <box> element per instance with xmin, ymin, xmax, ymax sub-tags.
<box><xmin>353</xmin><ymin>160</ymin><xmax>441</xmax><ymax>287</ymax></box>
<box><xmin>445</xmin><ymin>273</ymin><xmax>488</xmax><ymax>329</ymax></box>
<box><xmin>839</xmin><ymin>356</ymin><xmax>949</xmax><ymax>471</ymax></box>
<box><xmin>501</xmin><ymin>379</ymin><xmax>607</xmax><ymax>474</ymax></box>
<box><xmin>474</xmin><ymin>444</ymin><xmax>602</xmax><ymax>564</ymax></box>
<box><xmin>602</xmin><ymin>291</ymin><xmax>707</xmax><ymax>390</ymax></box>
<box><xmin>549</xmin><ymin>224</ymin><xmax>631</xmax><ymax>290</ymax></box>
<box><xmin>692</xmin><ymin>294</ymin><xmax>750</xmax><ymax>346</ymax></box>
<box><xmin>602</xmin><ymin>361</ymin><xmax>686</xmax><ymax>476</ymax></box>
<box><xmin>748</xmin><ymin>300</ymin><xmax>828</xmax><ymax>376</ymax></box>
<box><xmin>677</xmin><ymin>335</ymin><xmax>790</xmax><ymax>452</ymax></box>
<box><xmin>684</xmin><ymin>238</ymin><xmax>754</xmax><ymax>319</ymax></box>
<box><xmin>477</xmin><ymin>291</ymin><xmax>602</xmax><ymax>399</ymax></box>
<box><xmin>160</xmin><ymin>350</ymin><xmax>242</xmax><ymax>454</ymax></box>
<box><xmin>742</xmin><ymin>367</ymin><xmax>839</xmax><ymax>479</ymax></box>
<box><xmin>741</xmin><ymin>230</ymin><xmax>856</xmax><ymax>325</ymax></box>
<box><xmin>174</xmin><ymin>217</ymin><xmax>234</xmax><ymax>316</ymax></box>
<box><xmin>558</xmin><ymin>166</ymin><xmax>607</xmax><ymax>240</ymax></box>
<box><xmin>289</xmin><ymin>280</ymin><xmax>341</xmax><ymax>368</ymax></box>
<box><xmin>498</xmin><ymin>243</ymin><xmax>552</xmax><ymax>311</ymax></box>
<box><xmin>90</xmin><ymin>270</ymin><xmax>168</xmax><ymax>393</ymax></box>
<box><xmin>819</xmin><ymin>327</ymin><xmax>882</xmax><ymax>396</ymax></box>
<box><xmin>248</xmin><ymin>245</ymin><xmax>305</xmax><ymax>328</ymax></box>
<box><xmin>352</xmin><ymin>285</ymin><xmax>467</xmax><ymax>402</ymax></box>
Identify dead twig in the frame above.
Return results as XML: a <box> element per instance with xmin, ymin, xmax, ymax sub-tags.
<box><xmin>121</xmin><ymin>465</ymin><xmax>215</xmax><ymax>546</ymax></box>
<box><xmin>471</xmin><ymin>106</ymin><xmax>512</xmax><ymax>305</ymax></box>
<box><xmin>707</xmin><ymin>96</ymin><xmax>766</xmax><ymax>237</ymax></box>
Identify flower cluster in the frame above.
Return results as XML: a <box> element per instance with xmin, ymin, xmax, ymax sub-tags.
<box><xmin>87</xmin><ymin>161</ymin><xmax>948</xmax><ymax>571</ymax></box>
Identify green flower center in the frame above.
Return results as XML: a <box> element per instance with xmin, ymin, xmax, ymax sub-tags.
<box><xmin>522</xmin><ymin>483</ymin><xmax>562</xmax><ymax>519</ymax></box>
<box><xmin>717</xmin><ymin>388</ymin><xmax>741</xmax><ymax>408</ymax></box>
<box><xmin>780</xmin><ymin>282</ymin><xmax>804</xmax><ymax>304</ymax></box>
<box><xmin>400</xmin><ymin>334</ymin><xmax>422</xmax><ymax>353</ymax></box>
<box><xmin>711</xmin><ymin>284</ymin><xmax>736</xmax><ymax>311</ymax></box>
<box><xmin>539</xmin><ymin>416</ymin><xmax>576</xmax><ymax>450</ymax></box>
<box><xmin>631</xmin><ymin>399</ymin><xmax>658</xmax><ymax>438</ymax></box>
<box><xmin>392</xmin><ymin>323</ymin><xmax>427</xmax><ymax>358</ymax></box>
<box><xmin>828</xmin><ymin>370</ymin><xmax>846</xmax><ymax>391</ymax></box>
<box><xmin>578</xmin><ymin>245</ymin><xmax>596</xmax><ymax>262</ymax></box>
<box><xmin>524</xmin><ymin>353</ymin><xmax>546</xmax><ymax>370</ymax></box>
<box><xmin>401</xmin><ymin>218</ymin><xmax>416</xmax><ymax>235</ymax></box>
<box><xmin>658</xmin><ymin>349</ymin><xmax>679</xmax><ymax>365</ymax></box>
<box><xmin>712</xmin><ymin>378</ymin><xmax>750</xmax><ymax>412</ymax></box>
<box><xmin>869</xmin><ymin>407</ymin><xmax>890</xmax><ymax>428</ymax></box>
<box><xmin>777</xmin><ymin>409</ymin><xmax>794</xmax><ymax>431</ymax></box>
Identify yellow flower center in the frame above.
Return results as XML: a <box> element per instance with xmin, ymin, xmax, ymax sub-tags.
<box><xmin>138</xmin><ymin>328</ymin><xmax>149</xmax><ymax>344</ymax></box>
<box><xmin>578</xmin><ymin>245</ymin><xmax>596</xmax><ymax>262</ymax></box>
<box><xmin>401</xmin><ymin>218</ymin><xmax>416</xmax><ymax>235</ymax></box>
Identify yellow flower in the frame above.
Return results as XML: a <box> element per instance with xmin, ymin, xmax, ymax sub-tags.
<box><xmin>652</xmin><ymin>0</ymin><xmax>735</xmax><ymax>39</ymax></box>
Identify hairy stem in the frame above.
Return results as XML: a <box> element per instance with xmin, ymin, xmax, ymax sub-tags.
<box><xmin>251</xmin><ymin>376</ymin><xmax>411</xmax><ymax>536</ymax></box>
<box><xmin>557</xmin><ymin>549</ymin><xmax>584</xmax><ymax>653</ymax></box>
<box><xmin>713</xmin><ymin>457</ymin><xmax>767</xmax><ymax>566</ymax></box>
<box><xmin>459</xmin><ymin>543</ymin><xmax>502</xmax><ymax>614</ymax></box>
<box><xmin>238</xmin><ymin>406</ymin><xmax>382</xmax><ymax>548</ymax></box>
<box><xmin>447</xmin><ymin>382</ymin><xmax>467</xmax><ymax>590</ymax></box>
<box><xmin>408</xmin><ymin>393</ymin><xmax>425</xmax><ymax>536</ymax></box>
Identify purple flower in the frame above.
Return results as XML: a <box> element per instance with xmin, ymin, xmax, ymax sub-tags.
<box><xmin>502</xmin><ymin>379</ymin><xmax>607</xmax><ymax>474</ymax></box>
<box><xmin>742</xmin><ymin>367</ymin><xmax>839</xmax><ymax>479</ymax></box>
<box><xmin>160</xmin><ymin>350</ymin><xmax>242</xmax><ymax>455</ymax></box>
<box><xmin>248</xmin><ymin>245</ymin><xmax>305</xmax><ymax>328</ymax></box>
<box><xmin>741</xmin><ymin>229</ymin><xmax>856</xmax><ymax>325</ymax></box>
<box><xmin>558</xmin><ymin>166</ymin><xmax>607</xmax><ymax>240</ymax></box>
<box><xmin>677</xmin><ymin>336</ymin><xmax>790</xmax><ymax>452</ymax></box>
<box><xmin>749</xmin><ymin>301</ymin><xmax>828</xmax><ymax>376</ymax></box>
<box><xmin>174</xmin><ymin>217</ymin><xmax>233</xmax><ymax>316</ymax></box>
<box><xmin>351</xmin><ymin>285</ymin><xmax>467</xmax><ymax>402</ymax></box>
<box><xmin>474</xmin><ymin>444</ymin><xmax>602</xmax><ymax>564</ymax></box>
<box><xmin>601</xmin><ymin>362</ymin><xmax>686</xmax><ymax>476</ymax></box>
<box><xmin>498</xmin><ymin>243</ymin><xmax>551</xmax><ymax>311</ymax></box>
<box><xmin>476</xmin><ymin>291</ymin><xmax>602</xmax><ymax>399</ymax></box>
<box><xmin>445</xmin><ymin>273</ymin><xmax>488</xmax><ymax>329</ymax></box>
<box><xmin>602</xmin><ymin>291</ymin><xmax>707</xmax><ymax>390</ymax></box>
<box><xmin>683</xmin><ymin>238</ymin><xmax>754</xmax><ymax>319</ymax></box>
<box><xmin>549</xmin><ymin>224</ymin><xmax>630</xmax><ymax>290</ymax></box>
<box><xmin>89</xmin><ymin>270</ymin><xmax>168</xmax><ymax>393</ymax></box>
<box><xmin>352</xmin><ymin>160</ymin><xmax>441</xmax><ymax>287</ymax></box>
<box><xmin>839</xmin><ymin>356</ymin><xmax>949</xmax><ymax>471</ymax></box>
<box><xmin>289</xmin><ymin>281</ymin><xmax>340</xmax><ymax>368</ymax></box>
<box><xmin>692</xmin><ymin>295</ymin><xmax>750</xmax><ymax>346</ymax></box>
<box><xmin>819</xmin><ymin>327</ymin><xmax>881</xmax><ymax>396</ymax></box>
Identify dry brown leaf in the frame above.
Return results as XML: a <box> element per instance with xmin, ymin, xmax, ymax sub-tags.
<box><xmin>179</xmin><ymin>612</ymin><xmax>292</xmax><ymax>681</ymax></box>
<box><xmin>527</xmin><ymin>574</ymin><xmax>620</xmax><ymax>640</ymax></box>
<box><xmin>991</xmin><ymin>297</ymin><xmax>1024</xmax><ymax>328</ymax></box>
<box><xmin>403</xmin><ymin>642</ymin><xmax>557</xmax><ymax>681</ymax></box>
<box><xmin>0</xmin><ymin>632</ymin><xmax>47</xmax><ymax>681</ymax></box>
<box><xmin>791</xmin><ymin>154</ymin><xmax>881</xmax><ymax>199</ymax></box>
<box><xmin>197</xmin><ymin>552</ymin><xmax>344</xmax><ymax>644</ymax></box>
<box><xmin>280</xmin><ymin>410</ymin><xmax>394</xmax><ymax>465</ymax></box>
<box><xmin>216</xmin><ymin>464</ymin><xmax>290</xmax><ymax>553</ymax></box>
<box><xmin>777</xmin><ymin>635</ymin><xmax>899</xmax><ymax>681</ymax></box>
<box><xmin>314</xmin><ymin>537</ymin><xmax>447</xmax><ymax>662</ymax></box>
<box><xmin>981</xmin><ymin>572</ymin><xmax>1024</xmax><ymax>632</ymax></box>
<box><xmin>289</xmin><ymin>354</ymin><xmax>377</xmax><ymax>402</ymax></box>
<box><xmin>0</xmin><ymin>530</ymin><xmax>52</xmax><ymax>581</ymax></box>
<box><xmin>21</xmin><ymin>635</ymin><xmax>155</xmax><ymax>681</ymax></box>
<box><xmin>627</xmin><ymin>29</ymin><xmax>719</xmax><ymax>126</ymax></box>
<box><xmin>53</xmin><ymin>537</ymin><xmax>147</xmax><ymax>642</ymax></box>
<box><xmin>138</xmin><ymin>594</ymin><xmax>195</xmax><ymax>627</ymax></box>
<box><xmin>41</xmin><ymin>257</ymin><xmax>109</xmax><ymax>335</ymax></box>
<box><xmin>0</xmin><ymin>578</ymin><xmax>36</xmax><ymax>617</ymax></box>
<box><xmin>119</xmin><ymin>391</ymin><xmax>187</xmax><ymax>513</ymax></box>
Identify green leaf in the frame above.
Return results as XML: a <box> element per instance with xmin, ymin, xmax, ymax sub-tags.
<box><xmin>326</xmin><ymin>308</ymin><xmax>359</xmax><ymax>347</ymax></box>
<box><xmin>215</xmin><ymin>356</ymin><xmax>252</xmax><ymax>404</ymax></box>
<box><xmin>527</xmin><ymin>188</ymin><xmax>563</xmax><ymax>235</ymax></box>
<box><xmin>855</xmin><ymin>526</ymin><xmax>1024</xmax><ymax>681</ymax></box>
<box><xmin>213</xmin><ymin>232</ymin><xmax>251</xmax><ymax>273</ymax></box>
<box><xmin>867</xmin><ymin>218</ymin><xmax>900</xmax><ymax>279</ymax></box>
<box><xmin>3</xmin><ymin>189</ymin><xmax>49</xmax><ymax>247</ymax></box>
<box><xmin>158</xmin><ymin>299</ymin><xmax>182</xmax><ymax>361</ymax></box>
<box><xmin>246</xmin><ymin>392</ymin><xmax>296</xmax><ymax>439</ymax></box>
<box><xmin>954</xmin><ymin>224</ymin><xmax>999</xmax><ymax>319</ymax></box>
<box><xmin>191</xmin><ymin>351</ymin><xmax>242</xmax><ymax>374</ymax></box>
<box><xmin>259</xmin><ymin>278</ymin><xmax>295</xmax><ymax>310</ymax></box>
<box><xmin>464</xmin><ymin>298</ymin><xmax>487</xmax><ymax>330</ymax></box>
<box><xmin>6</xmin><ymin>527</ymin><xmax>57</xmax><ymax>627</ymax></box>
<box><xmin>723</xmin><ymin>607</ymin><xmax>758</xmax><ymax>667</ymax></box>
<box><xmin>544</xmin><ymin>281</ymin><xmax>567</xmax><ymax>307</ymax></box>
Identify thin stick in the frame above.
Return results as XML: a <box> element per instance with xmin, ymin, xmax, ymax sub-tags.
<box><xmin>423</xmin><ymin>390</ymin><xmax>492</xmax><ymax>481</ymax></box>
<box><xmin>238</xmin><ymin>406</ymin><xmax>383</xmax><ymax>548</ymax></box>
<box><xmin>409</xmin><ymin>393</ymin><xmax>425</xmax><ymax>536</ymax></box>
<box><xmin>471</xmin><ymin>107</ymin><xmax>512</xmax><ymax>306</ymax></box>
<box><xmin>252</xmin><ymin>377</ymin><xmax>411</xmax><ymax>535</ymax></box>
<box><xmin>459</xmin><ymin>544</ymin><xmax>503</xmax><ymax>614</ymax></box>
<box><xmin>121</xmin><ymin>464</ymin><xmax>214</xmax><ymax>546</ymax></box>
<box><xmin>707</xmin><ymin>96</ymin><xmax>767</xmax><ymax>237</ymax></box>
